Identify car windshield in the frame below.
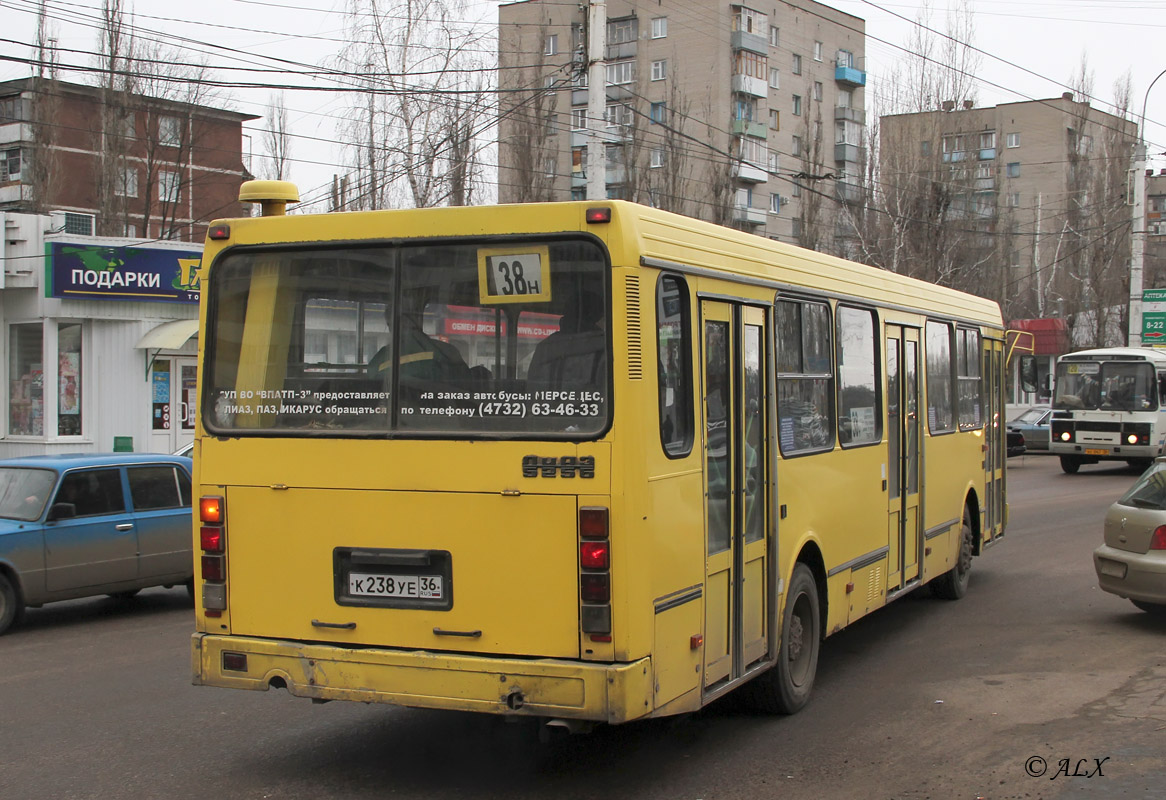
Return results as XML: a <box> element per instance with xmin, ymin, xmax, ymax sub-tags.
<box><xmin>1014</xmin><ymin>408</ymin><xmax>1048</xmax><ymax>425</ymax></box>
<box><xmin>0</xmin><ymin>467</ymin><xmax>57</xmax><ymax>521</ymax></box>
<box><xmin>1118</xmin><ymin>461</ymin><xmax>1166</xmax><ymax>510</ymax></box>
<box><xmin>1054</xmin><ymin>360</ymin><xmax>1156</xmax><ymax>412</ymax></box>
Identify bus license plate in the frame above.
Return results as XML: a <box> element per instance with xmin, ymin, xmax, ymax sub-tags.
<box><xmin>1085</xmin><ymin>448</ymin><xmax>1108</xmax><ymax>456</ymax></box>
<box><xmin>348</xmin><ymin>572</ymin><xmax>443</xmax><ymax>600</ymax></box>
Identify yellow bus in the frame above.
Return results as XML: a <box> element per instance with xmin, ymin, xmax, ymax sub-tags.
<box><xmin>190</xmin><ymin>181</ymin><xmax>1007</xmax><ymax>727</ymax></box>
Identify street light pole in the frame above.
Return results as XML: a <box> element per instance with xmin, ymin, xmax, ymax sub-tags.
<box><xmin>1130</xmin><ymin>67</ymin><xmax>1166</xmax><ymax>347</ymax></box>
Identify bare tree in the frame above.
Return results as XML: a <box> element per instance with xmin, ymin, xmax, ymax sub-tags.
<box><xmin>26</xmin><ymin>1</ymin><xmax>63</xmax><ymax>215</ymax></box>
<box><xmin>335</xmin><ymin>0</ymin><xmax>492</xmax><ymax>209</ymax></box>
<box><xmin>262</xmin><ymin>92</ymin><xmax>292</xmax><ymax>182</ymax></box>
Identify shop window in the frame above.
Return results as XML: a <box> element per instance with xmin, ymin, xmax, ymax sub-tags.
<box><xmin>9</xmin><ymin>323</ymin><xmax>44</xmax><ymax>436</ymax></box>
<box><xmin>58</xmin><ymin>323</ymin><xmax>82</xmax><ymax>436</ymax></box>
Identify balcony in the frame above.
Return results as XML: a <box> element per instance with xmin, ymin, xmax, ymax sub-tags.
<box><xmin>834</xmin><ymin>106</ymin><xmax>863</xmax><ymax>123</ymax></box>
<box><xmin>834</xmin><ymin>143</ymin><xmax>865</xmax><ymax>165</ymax></box>
<box><xmin>731</xmin><ymin>30</ymin><xmax>768</xmax><ymax>56</ymax></box>
<box><xmin>731</xmin><ymin>119</ymin><xmax>767</xmax><ymax>138</ymax></box>
<box><xmin>732</xmin><ymin>74</ymin><xmax>768</xmax><ymax>99</ymax></box>
<box><xmin>732</xmin><ymin>204</ymin><xmax>766</xmax><ymax>226</ymax></box>
<box><xmin>835</xmin><ymin>65</ymin><xmax>867</xmax><ymax>87</ymax></box>
<box><xmin>572</xmin><ymin>88</ymin><xmax>587</xmax><ymax>106</ymax></box>
<box><xmin>0</xmin><ymin>122</ymin><xmax>31</xmax><ymax>146</ymax></box>
<box><xmin>835</xmin><ymin>182</ymin><xmax>864</xmax><ymax>205</ymax></box>
<box><xmin>733</xmin><ymin>161</ymin><xmax>768</xmax><ymax>183</ymax></box>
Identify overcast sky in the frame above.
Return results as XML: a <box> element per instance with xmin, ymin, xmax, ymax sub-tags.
<box><xmin>3</xmin><ymin>0</ymin><xmax>1165</xmax><ymax>209</ymax></box>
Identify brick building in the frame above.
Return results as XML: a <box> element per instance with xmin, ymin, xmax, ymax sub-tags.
<box><xmin>0</xmin><ymin>77</ymin><xmax>256</xmax><ymax>243</ymax></box>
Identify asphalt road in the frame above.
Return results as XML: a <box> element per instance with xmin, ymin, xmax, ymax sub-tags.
<box><xmin>2</xmin><ymin>454</ymin><xmax>1164</xmax><ymax>800</ymax></box>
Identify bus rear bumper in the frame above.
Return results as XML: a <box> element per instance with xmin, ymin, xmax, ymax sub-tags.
<box><xmin>191</xmin><ymin>633</ymin><xmax>654</xmax><ymax>724</ymax></box>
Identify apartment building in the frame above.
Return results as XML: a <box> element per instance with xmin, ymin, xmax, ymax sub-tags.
<box><xmin>1146</xmin><ymin>171</ymin><xmax>1166</xmax><ymax>291</ymax></box>
<box><xmin>0</xmin><ymin>77</ymin><xmax>256</xmax><ymax>243</ymax></box>
<box><xmin>880</xmin><ymin>94</ymin><xmax>1138</xmax><ymax>323</ymax></box>
<box><xmin>496</xmin><ymin>0</ymin><xmax>866</xmax><ymax>245</ymax></box>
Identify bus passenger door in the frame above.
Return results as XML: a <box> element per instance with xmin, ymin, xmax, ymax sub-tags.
<box><xmin>701</xmin><ymin>301</ymin><xmax>769</xmax><ymax>690</ymax></box>
<box><xmin>886</xmin><ymin>325</ymin><xmax>922</xmax><ymax>591</ymax></box>
<box><xmin>983</xmin><ymin>338</ymin><xmax>1005</xmax><ymax>541</ymax></box>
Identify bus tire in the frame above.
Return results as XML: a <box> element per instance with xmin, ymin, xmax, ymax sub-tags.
<box><xmin>931</xmin><ymin>518</ymin><xmax>973</xmax><ymax>600</ymax></box>
<box><xmin>1059</xmin><ymin>455</ymin><xmax>1081</xmax><ymax>474</ymax></box>
<box><xmin>0</xmin><ymin>573</ymin><xmax>24</xmax><ymax>636</ymax></box>
<box><xmin>748</xmin><ymin>563</ymin><xmax>820</xmax><ymax>714</ymax></box>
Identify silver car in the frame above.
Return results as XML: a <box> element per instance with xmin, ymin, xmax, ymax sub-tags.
<box><xmin>0</xmin><ymin>453</ymin><xmax>194</xmax><ymax>635</ymax></box>
<box><xmin>1094</xmin><ymin>458</ymin><xmax>1166</xmax><ymax>614</ymax></box>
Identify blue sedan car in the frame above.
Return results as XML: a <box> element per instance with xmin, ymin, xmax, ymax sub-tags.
<box><xmin>0</xmin><ymin>453</ymin><xmax>194</xmax><ymax>635</ymax></box>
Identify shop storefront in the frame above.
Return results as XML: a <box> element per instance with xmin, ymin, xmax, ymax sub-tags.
<box><xmin>0</xmin><ymin>212</ymin><xmax>200</xmax><ymax>457</ymax></box>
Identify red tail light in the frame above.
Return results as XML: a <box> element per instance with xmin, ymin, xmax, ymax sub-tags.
<box><xmin>579</xmin><ymin>507</ymin><xmax>608</xmax><ymax>539</ymax></box>
<box><xmin>200</xmin><ymin>526</ymin><xmax>223</xmax><ymax>553</ymax></box>
<box><xmin>1150</xmin><ymin>526</ymin><xmax>1166</xmax><ymax>550</ymax></box>
<box><xmin>580</xmin><ymin>541</ymin><xmax>609</xmax><ymax>569</ymax></box>
<box><xmin>580</xmin><ymin>573</ymin><xmax>610</xmax><ymax>603</ymax></box>
<box><xmin>202</xmin><ymin>554</ymin><xmax>226</xmax><ymax>581</ymax></box>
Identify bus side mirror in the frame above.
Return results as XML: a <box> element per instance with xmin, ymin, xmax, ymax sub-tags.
<box><xmin>1019</xmin><ymin>355</ymin><xmax>1038</xmax><ymax>394</ymax></box>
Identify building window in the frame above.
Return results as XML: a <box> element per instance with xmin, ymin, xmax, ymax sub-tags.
<box><xmin>837</xmin><ymin>49</ymin><xmax>853</xmax><ymax>68</ymax></box>
<box><xmin>657</xmin><ymin>275</ymin><xmax>692</xmax><ymax>456</ymax></box>
<box><xmin>1006</xmin><ymin>132</ymin><xmax>1020</xmax><ymax>148</ymax></box>
<box><xmin>120</xmin><ymin>113</ymin><xmax>136</xmax><ymax>141</ymax></box>
<box><xmin>921</xmin><ymin>140</ymin><xmax>932</xmax><ymax>156</ymax></box>
<box><xmin>605</xmin><ymin>103</ymin><xmax>631</xmax><ymax>127</ymax></box>
<box><xmin>650</xmin><ymin>102</ymin><xmax>666</xmax><ymax>124</ymax></box>
<box><xmin>732</xmin><ymin>6</ymin><xmax>768</xmax><ymax>35</ymax></box>
<box><xmin>1007</xmin><ymin>192</ymin><xmax>1021</xmax><ymax>207</ymax></box>
<box><xmin>836</xmin><ymin>120</ymin><xmax>861</xmax><ymax>146</ymax></box>
<box><xmin>837</xmin><ymin>89</ymin><xmax>851</xmax><ymax>109</ymax></box>
<box><xmin>651</xmin><ymin>17</ymin><xmax>667</xmax><ymax>38</ymax></box>
<box><xmin>769</xmin><ymin>26</ymin><xmax>779</xmax><ymax>46</ymax></box>
<box><xmin>735</xmin><ymin>187</ymin><xmax>753</xmax><ymax>208</ymax></box>
<box><xmin>57</xmin><ymin>323</ymin><xmax>82</xmax><ymax>436</ymax></box>
<box><xmin>571</xmin><ymin>108</ymin><xmax>587</xmax><ymax>130</ymax></box>
<box><xmin>650</xmin><ymin>148</ymin><xmax>666</xmax><ymax>168</ymax></box>
<box><xmin>769</xmin><ymin>109</ymin><xmax>779</xmax><ymax>130</ymax></box>
<box><xmin>9</xmin><ymin>323</ymin><xmax>44</xmax><ymax>436</ymax></box>
<box><xmin>734</xmin><ymin>50</ymin><xmax>767</xmax><ymax>81</ymax></box>
<box><xmin>792</xmin><ymin>54</ymin><xmax>802</xmax><ymax>75</ymax></box>
<box><xmin>122</xmin><ymin>223</ymin><xmax>137</xmax><ymax>237</ymax></box>
<box><xmin>0</xmin><ymin>95</ymin><xmax>23</xmax><ymax>123</ymax></box>
<box><xmin>792</xmin><ymin>95</ymin><xmax>802</xmax><ymax>116</ymax></box>
<box><xmin>813</xmin><ymin>41</ymin><xmax>823</xmax><ymax>61</ymax></box>
<box><xmin>1006</xmin><ymin>162</ymin><xmax>1020</xmax><ymax>178</ymax></box>
<box><xmin>605</xmin><ymin>60</ymin><xmax>635</xmax><ymax>86</ymax></box>
<box><xmin>770</xmin><ymin>193</ymin><xmax>783</xmax><ymax>213</ymax></box>
<box><xmin>570</xmin><ymin>188</ymin><xmax>585</xmax><ymax>201</ymax></box>
<box><xmin>651</xmin><ymin>60</ymin><xmax>667</xmax><ymax>81</ymax></box>
<box><xmin>543</xmin><ymin>156</ymin><xmax>556</xmax><ymax>178</ymax></box>
<box><xmin>159</xmin><ymin>170</ymin><xmax>180</xmax><ymax>203</ymax></box>
<box><xmin>158</xmin><ymin>115</ymin><xmax>182</xmax><ymax>147</ymax></box>
<box><xmin>791</xmin><ymin>218</ymin><xmax>802</xmax><ymax>238</ymax></box>
<box><xmin>608</xmin><ymin>17</ymin><xmax>637</xmax><ymax>44</ymax></box>
<box><xmin>117</xmin><ymin>166</ymin><xmax>138</xmax><ymax>198</ymax></box>
<box><xmin>813</xmin><ymin>81</ymin><xmax>823</xmax><ymax>102</ymax></box>
<box><xmin>792</xmin><ymin>134</ymin><xmax>803</xmax><ymax>157</ymax></box>
<box><xmin>544</xmin><ymin>34</ymin><xmax>558</xmax><ymax>56</ymax></box>
<box><xmin>792</xmin><ymin>181</ymin><xmax>802</xmax><ymax>198</ymax></box>
<box><xmin>1</xmin><ymin>147</ymin><xmax>20</xmax><ymax>181</ymax></box>
<box><xmin>769</xmin><ymin>67</ymin><xmax>780</xmax><ymax>89</ymax></box>
<box><xmin>734</xmin><ymin>96</ymin><xmax>756</xmax><ymax>122</ymax></box>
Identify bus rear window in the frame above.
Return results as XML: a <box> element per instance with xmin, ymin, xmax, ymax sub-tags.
<box><xmin>203</xmin><ymin>238</ymin><xmax>609</xmax><ymax>438</ymax></box>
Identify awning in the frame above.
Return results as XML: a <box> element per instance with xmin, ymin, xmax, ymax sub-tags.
<box><xmin>135</xmin><ymin>319</ymin><xmax>199</xmax><ymax>350</ymax></box>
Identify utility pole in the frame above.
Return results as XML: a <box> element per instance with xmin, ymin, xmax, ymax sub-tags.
<box><xmin>1132</xmin><ymin>68</ymin><xmax>1166</xmax><ymax>347</ymax></box>
<box><xmin>585</xmin><ymin>0</ymin><xmax>606</xmax><ymax>201</ymax></box>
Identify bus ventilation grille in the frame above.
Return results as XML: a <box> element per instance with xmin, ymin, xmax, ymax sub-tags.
<box><xmin>625</xmin><ymin>275</ymin><xmax>643</xmax><ymax>380</ymax></box>
<box><xmin>867</xmin><ymin>567</ymin><xmax>882</xmax><ymax>603</ymax></box>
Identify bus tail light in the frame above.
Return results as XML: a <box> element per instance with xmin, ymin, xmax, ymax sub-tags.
<box><xmin>579</xmin><ymin>506</ymin><xmax>611</xmax><ymax>636</ymax></box>
<box><xmin>200</xmin><ymin>495</ymin><xmax>227</xmax><ymax>614</ymax></box>
<box><xmin>1150</xmin><ymin>526</ymin><xmax>1166</xmax><ymax>550</ymax></box>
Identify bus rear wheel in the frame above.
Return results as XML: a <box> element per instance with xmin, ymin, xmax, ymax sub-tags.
<box><xmin>746</xmin><ymin>563</ymin><xmax>820</xmax><ymax>714</ymax></box>
<box><xmin>1060</xmin><ymin>455</ymin><xmax>1081</xmax><ymax>474</ymax></box>
<box><xmin>931</xmin><ymin>518</ymin><xmax>973</xmax><ymax>600</ymax></box>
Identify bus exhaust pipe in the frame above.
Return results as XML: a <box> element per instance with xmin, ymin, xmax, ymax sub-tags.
<box><xmin>542</xmin><ymin>718</ymin><xmax>595</xmax><ymax>738</ymax></box>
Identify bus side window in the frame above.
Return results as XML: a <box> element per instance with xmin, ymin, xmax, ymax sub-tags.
<box><xmin>657</xmin><ymin>275</ymin><xmax>693</xmax><ymax>457</ymax></box>
<box><xmin>1159</xmin><ymin>374</ymin><xmax>1166</xmax><ymax>408</ymax></box>
<box><xmin>776</xmin><ymin>298</ymin><xmax>835</xmax><ymax>455</ymax></box>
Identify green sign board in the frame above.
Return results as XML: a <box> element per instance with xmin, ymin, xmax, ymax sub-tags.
<box><xmin>1143</xmin><ymin>311</ymin><xmax>1166</xmax><ymax>343</ymax></box>
<box><xmin>1145</xmin><ymin>289</ymin><xmax>1166</xmax><ymax>303</ymax></box>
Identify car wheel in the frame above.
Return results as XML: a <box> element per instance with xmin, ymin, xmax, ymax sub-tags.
<box><xmin>0</xmin><ymin>573</ymin><xmax>25</xmax><ymax>635</ymax></box>
<box><xmin>1131</xmin><ymin>600</ymin><xmax>1166</xmax><ymax>615</ymax></box>
<box><xmin>745</xmin><ymin>563</ymin><xmax>820</xmax><ymax>714</ymax></box>
<box><xmin>1060</xmin><ymin>455</ymin><xmax>1081</xmax><ymax>474</ymax></box>
<box><xmin>932</xmin><ymin>518</ymin><xmax>973</xmax><ymax>600</ymax></box>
